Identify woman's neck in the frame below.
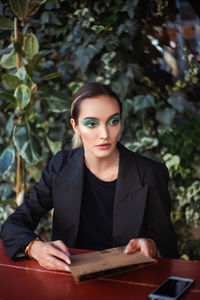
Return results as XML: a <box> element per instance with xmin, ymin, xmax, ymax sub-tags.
<box><xmin>84</xmin><ymin>148</ymin><xmax>120</xmax><ymax>182</ymax></box>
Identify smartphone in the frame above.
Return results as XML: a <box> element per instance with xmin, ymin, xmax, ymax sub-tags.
<box><xmin>148</xmin><ymin>276</ymin><xmax>194</xmax><ymax>300</ymax></box>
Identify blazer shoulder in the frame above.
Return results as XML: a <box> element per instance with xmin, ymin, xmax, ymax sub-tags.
<box><xmin>48</xmin><ymin>147</ymin><xmax>83</xmax><ymax>174</ymax></box>
<box><xmin>119</xmin><ymin>143</ymin><xmax>168</xmax><ymax>176</ymax></box>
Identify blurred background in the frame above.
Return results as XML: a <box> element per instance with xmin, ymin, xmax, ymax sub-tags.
<box><xmin>0</xmin><ymin>0</ymin><xmax>200</xmax><ymax>259</ymax></box>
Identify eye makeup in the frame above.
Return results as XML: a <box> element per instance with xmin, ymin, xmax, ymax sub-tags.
<box><xmin>82</xmin><ymin>119</ymin><xmax>100</xmax><ymax>128</ymax></box>
<box><xmin>106</xmin><ymin>114</ymin><xmax>121</xmax><ymax>126</ymax></box>
<box><xmin>81</xmin><ymin>114</ymin><xmax>121</xmax><ymax>128</ymax></box>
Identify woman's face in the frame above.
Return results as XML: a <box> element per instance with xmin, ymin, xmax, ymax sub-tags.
<box><xmin>71</xmin><ymin>95</ymin><xmax>121</xmax><ymax>160</ymax></box>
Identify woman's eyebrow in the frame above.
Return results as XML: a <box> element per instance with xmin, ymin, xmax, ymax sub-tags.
<box><xmin>83</xmin><ymin>113</ymin><xmax>120</xmax><ymax>121</ymax></box>
<box><xmin>83</xmin><ymin>117</ymin><xmax>99</xmax><ymax>120</ymax></box>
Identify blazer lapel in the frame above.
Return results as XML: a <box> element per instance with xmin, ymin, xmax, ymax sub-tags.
<box><xmin>113</xmin><ymin>144</ymin><xmax>148</xmax><ymax>246</ymax></box>
<box><xmin>52</xmin><ymin>144</ymin><xmax>148</xmax><ymax>248</ymax></box>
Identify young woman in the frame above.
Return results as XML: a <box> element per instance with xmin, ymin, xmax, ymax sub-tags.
<box><xmin>1</xmin><ymin>82</ymin><xmax>179</xmax><ymax>272</ymax></box>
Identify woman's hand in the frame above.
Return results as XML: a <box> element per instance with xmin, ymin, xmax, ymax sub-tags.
<box><xmin>124</xmin><ymin>238</ymin><xmax>157</xmax><ymax>257</ymax></box>
<box><xmin>30</xmin><ymin>240</ymin><xmax>71</xmax><ymax>272</ymax></box>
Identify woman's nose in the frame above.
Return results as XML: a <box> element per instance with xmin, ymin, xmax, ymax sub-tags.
<box><xmin>100</xmin><ymin>125</ymin><xmax>109</xmax><ymax>139</ymax></box>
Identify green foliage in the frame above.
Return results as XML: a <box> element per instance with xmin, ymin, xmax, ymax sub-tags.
<box><xmin>9</xmin><ymin>0</ymin><xmax>29</xmax><ymax>21</ymax></box>
<box><xmin>181</xmin><ymin>238</ymin><xmax>200</xmax><ymax>261</ymax></box>
<box><xmin>0</xmin><ymin>92</ymin><xmax>18</xmax><ymax>105</ymax></box>
<box><xmin>0</xmin><ymin>1</ymin><xmax>66</xmax><ymax>175</ymax></box>
<box><xmin>0</xmin><ymin>0</ymin><xmax>69</xmax><ymax>230</ymax></box>
<box><xmin>13</xmin><ymin>122</ymin><xmax>42</xmax><ymax>164</ymax></box>
<box><xmin>0</xmin><ymin>0</ymin><xmax>200</xmax><ymax>259</ymax></box>
<box><xmin>0</xmin><ymin>147</ymin><xmax>15</xmax><ymax>176</ymax></box>
<box><xmin>0</xmin><ymin>50</ymin><xmax>17</xmax><ymax>69</ymax></box>
<box><xmin>14</xmin><ymin>84</ymin><xmax>31</xmax><ymax>108</ymax></box>
<box><xmin>2</xmin><ymin>74</ymin><xmax>23</xmax><ymax>89</ymax></box>
<box><xmin>0</xmin><ymin>16</ymin><xmax>14</xmax><ymax>30</ymax></box>
<box><xmin>24</xmin><ymin>33</ymin><xmax>39</xmax><ymax>60</ymax></box>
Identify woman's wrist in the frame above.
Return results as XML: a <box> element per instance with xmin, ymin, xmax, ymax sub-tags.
<box><xmin>24</xmin><ymin>237</ymin><xmax>41</xmax><ymax>259</ymax></box>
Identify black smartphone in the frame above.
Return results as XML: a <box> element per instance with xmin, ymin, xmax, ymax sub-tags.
<box><xmin>148</xmin><ymin>276</ymin><xmax>194</xmax><ymax>300</ymax></box>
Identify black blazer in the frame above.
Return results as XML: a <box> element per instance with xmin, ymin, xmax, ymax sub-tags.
<box><xmin>1</xmin><ymin>143</ymin><xmax>179</xmax><ymax>259</ymax></box>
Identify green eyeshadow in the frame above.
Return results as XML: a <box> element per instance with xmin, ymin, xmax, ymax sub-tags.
<box><xmin>106</xmin><ymin>114</ymin><xmax>121</xmax><ymax>126</ymax></box>
<box><xmin>82</xmin><ymin>119</ymin><xmax>100</xmax><ymax>128</ymax></box>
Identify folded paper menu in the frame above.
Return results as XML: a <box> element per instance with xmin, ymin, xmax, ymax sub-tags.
<box><xmin>70</xmin><ymin>246</ymin><xmax>156</xmax><ymax>282</ymax></box>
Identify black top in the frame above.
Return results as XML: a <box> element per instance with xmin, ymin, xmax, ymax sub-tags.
<box><xmin>75</xmin><ymin>164</ymin><xmax>116</xmax><ymax>250</ymax></box>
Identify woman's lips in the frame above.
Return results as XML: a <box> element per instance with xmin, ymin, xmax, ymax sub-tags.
<box><xmin>96</xmin><ymin>143</ymin><xmax>111</xmax><ymax>150</ymax></box>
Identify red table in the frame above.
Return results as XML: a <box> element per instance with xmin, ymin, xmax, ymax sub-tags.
<box><xmin>0</xmin><ymin>240</ymin><xmax>200</xmax><ymax>300</ymax></box>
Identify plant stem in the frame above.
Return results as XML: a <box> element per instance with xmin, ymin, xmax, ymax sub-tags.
<box><xmin>21</xmin><ymin>157</ymin><xmax>28</xmax><ymax>197</ymax></box>
<box><xmin>16</xmin><ymin>153</ymin><xmax>21</xmax><ymax>197</ymax></box>
<box><xmin>14</xmin><ymin>17</ymin><xmax>22</xmax><ymax>200</ymax></box>
<box><xmin>14</xmin><ymin>18</ymin><xmax>21</xmax><ymax>70</ymax></box>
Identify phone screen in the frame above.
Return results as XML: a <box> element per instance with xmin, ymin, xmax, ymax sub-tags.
<box><xmin>148</xmin><ymin>276</ymin><xmax>194</xmax><ymax>300</ymax></box>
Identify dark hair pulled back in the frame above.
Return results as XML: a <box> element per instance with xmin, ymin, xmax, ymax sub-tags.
<box><xmin>71</xmin><ymin>82</ymin><xmax>122</xmax><ymax>125</ymax></box>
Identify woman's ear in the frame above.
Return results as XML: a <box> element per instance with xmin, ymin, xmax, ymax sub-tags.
<box><xmin>70</xmin><ymin>118</ymin><xmax>80</xmax><ymax>135</ymax></box>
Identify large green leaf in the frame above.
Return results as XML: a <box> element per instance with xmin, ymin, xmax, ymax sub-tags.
<box><xmin>163</xmin><ymin>153</ymin><xmax>180</xmax><ymax>170</ymax></box>
<box><xmin>168</xmin><ymin>95</ymin><xmax>185</xmax><ymax>113</ymax></box>
<box><xmin>43</xmin><ymin>94</ymin><xmax>69</xmax><ymax>113</ymax></box>
<box><xmin>134</xmin><ymin>95</ymin><xmax>155</xmax><ymax>112</ymax></box>
<box><xmin>28</xmin><ymin>53</ymin><xmax>44</xmax><ymax>70</ymax></box>
<box><xmin>0</xmin><ymin>48</ymin><xmax>13</xmax><ymax>56</ymax></box>
<box><xmin>73</xmin><ymin>45</ymin><xmax>101</xmax><ymax>73</ymax></box>
<box><xmin>24</xmin><ymin>33</ymin><xmax>39</xmax><ymax>60</ymax></box>
<box><xmin>15</xmin><ymin>66</ymin><xmax>27</xmax><ymax>80</ymax></box>
<box><xmin>6</xmin><ymin>115</ymin><xmax>15</xmax><ymax>138</ymax></box>
<box><xmin>27</xmin><ymin>163</ymin><xmax>43</xmax><ymax>182</ymax></box>
<box><xmin>155</xmin><ymin>108</ymin><xmax>176</xmax><ymax>126</ymax></box>
<box><xmin>46</xmin><ymin>137</ymin><xmax>62</xmax><ymax>155</ymax></box>
<box><xmin>168</xmin><ymin>95</ymin><xmax>195</xmax><ymax>113</ymax></box>
<box><xmin>13</xmin><ymin>122</ymin><xmax>42</xmax><ymax>164</ymax></box>
<box><xmin>0</xmin><ymin>147</ymin><xmax>15</xmax><ymax>176</ymax></box>
<box><xmin>140</xmin><ymin>136</ymin><xmax>158</xmax><ymax>149</ymax></box>
<box><xmin>0</xmin><ymin>92</ymin><xmax>18</xmax><ymax>105</ymax></box>
<box><xmin>0</xmin><ymin>51</ymin><xmax>17</xmax><ymax>69</ymax></box>
<box><xmin>0</xmin><ymin>16</ymin><xmax>14</xmax><ymax>30</ymax></box>
<box><xmin>0</xmin><ymin>183</ymin><xmax>14</xmax><ymax>201</ymax></box>
<box><xmin>14</xmin><ymin>84</ymin><xmax>31</xmax><ymax>108</ymax></box>
<box><xmin>9</xmin><ymin>0</ymin><xmax>29</xmax><ymax>21</ymax></box>
<box><xmin>38</xmin><ymin>72</ymin><xmax>64</xmax><ymax>82</ymax></box>
<box><xmin>2</xmin><ymin>74</ymin><xmax>22</xmax><ymax>90</ymax></box>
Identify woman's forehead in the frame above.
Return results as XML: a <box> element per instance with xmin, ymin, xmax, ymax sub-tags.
<box><xmin>78</xmin><ymin>95</ymin><xmax>120</xmax><ymax>118</ymax></box>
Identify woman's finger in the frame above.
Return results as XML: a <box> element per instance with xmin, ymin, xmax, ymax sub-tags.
<box><xmin>50</xmin><ymin>240</ymin><xmax>70</xmax><ymax>255</ymax></box>
<box><xmin>49</xmin><ymin>240</ymin><xmax>71</xmax><ymax>264</ymax></box>
<box><xmin>124</xmin><ymin>239</ymin><xmax>139</xmax><ymax>254</ymax></box>
<box><xmin>140</xmin><ymin>240</ymin><xmax>150</xmax><ymax>257</ymax></box>
<box><xmin>143</xmin><ymin>239</ymin><xmax>157</xmax><ymax>257</ymax></box>
<box><xmin>30</xmin><ymin>240</ymin><xmax>71</xmax><ymax>267</ymax></box>
<box><xmin>39</xmin><ymin>254</ymin><xmax>70</xmax><ymax>272</ymax></box>
<box><xmin>124</xmin><ymin>238</ymin><xmax>157</xmax><ymax>257</ymax></box>
<box><xmin>46</xmin><ymin>243</ymin><xmax>71</xmax><ymax>265</ymax></box>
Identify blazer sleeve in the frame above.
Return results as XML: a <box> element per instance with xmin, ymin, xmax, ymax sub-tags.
<box><xmin>0</xmin><ymin>152</ymin><xmax>62</xmax><ymax>260</ymax></box>
<box><xmin>142</xmin><ymin>163</ymin><xmax>179</xmax><ymax>258</ymax></box>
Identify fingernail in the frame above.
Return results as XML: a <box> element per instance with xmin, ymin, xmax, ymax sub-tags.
<box><xmin>67</xmin><ymin>251</ymin><xmax>71</xmax><ymax>257</ymax></box>
<box><xmin>124</xmin><ymin>248</ymin><xmax>128</xmax><ymax>254</ymax></box>
<box><xmin>66</xmin><ymin>257</ymin><xmax>71</xmax><ymax>265</ymax></box>
<box><xmin>65</xmin><ymin>265</ymin><xmax>70</xmax><ymax>272</ymax></box>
